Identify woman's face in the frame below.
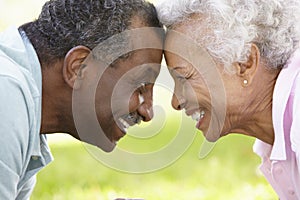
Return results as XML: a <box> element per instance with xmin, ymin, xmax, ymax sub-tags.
<box><xmin>164</xmin><ymin>24</ymin><xmax>247</xmax><ymax>142</ymax></box>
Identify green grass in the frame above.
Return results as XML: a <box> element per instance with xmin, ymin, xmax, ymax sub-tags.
<box><xmin>31</xmin><ymin>121</ymin><xmax>277</xmax><ymax>200</ymax></box>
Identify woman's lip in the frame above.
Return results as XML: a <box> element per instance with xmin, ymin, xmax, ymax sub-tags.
<box><xmin>185</xmin><ymin>109</ymin><xmax>200</xmax><ymax>116</ymax></box>
<box><xmin>196</xmin><ymin>116</ymin><xmax>204</xmax><ymax>130</ymax></box>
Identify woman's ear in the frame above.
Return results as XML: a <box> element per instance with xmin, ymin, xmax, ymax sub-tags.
<box><xmin>63</xmin><ymin>45</ymin><xmax>91</xmax><ymax>89</ymax></box>
<box><xmin>234</xmin><ymin>44</ymin><xmax>260</xmax><ymax>87</ymax></box>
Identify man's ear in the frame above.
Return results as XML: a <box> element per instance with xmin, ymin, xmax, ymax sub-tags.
<box><xmin>234</xmin><ymin>44</ymin><xmax>260</xmax><ymax>86</ymax></box>
<box><xmin>63</xmin><ymin>45</ymin><xmax>91</xmax><ymax>89</ymax></box>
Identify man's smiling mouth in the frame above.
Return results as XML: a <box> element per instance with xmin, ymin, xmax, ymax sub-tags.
<box><xmin>114</xmin><ymin>93</ymin><xmax>146</xmax><ymax>142</ymax></box>
<box><xmin>117</xmin><ymin>112</ymin><xmax>143</xmax><ymax>134</ymax></box>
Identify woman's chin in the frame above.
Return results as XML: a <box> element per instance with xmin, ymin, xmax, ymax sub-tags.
<box><xmin>202</xmin><ymin>129</ymin><xmax>223</xmax><ymax>142</ymax></box>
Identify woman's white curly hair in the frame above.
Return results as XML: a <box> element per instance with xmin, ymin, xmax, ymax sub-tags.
<box><xmin>157</xmin><ymin>0</ymin><xmax>300</xmax><ymax>70</ymax></box>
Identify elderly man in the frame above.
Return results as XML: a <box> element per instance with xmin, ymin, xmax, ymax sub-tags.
<box><xmin>0</xmin><ymin>0</ymin><xmax>163</xmax><ymax>199</ymax></box>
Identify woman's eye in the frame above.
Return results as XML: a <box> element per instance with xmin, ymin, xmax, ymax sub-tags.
<box><xmin>183</xmin><ymin>69</ymin><xmax>194</xmax><ymax>80</ymax></box>
<box><xmin>171</xmin><ymin>66</ymin><xmax>194</xmax><ymax>81</ymax></box>
<box><xmin>174</xmin><ymin>74</ymin><xmax>184</xmax><ymax>80</ymax></box>
<box><xmin>174</xmin><ymin>72</ymin><xmax>190</xmax><ymax>83</ymax></box>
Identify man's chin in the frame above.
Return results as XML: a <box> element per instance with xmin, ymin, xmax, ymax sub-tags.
<box><xmin>113</xmin><ymin>125</ymin><xmax>127</xmax><ymax>141</ymax></box>
<box><xmin>81</xmin><ymin>138</ymin><xmax>116</xmax><ymax>152</ymax></box>
<box><xmin>77</xmin><ymin>130</ymin><xmax>116</xmax><ymax>152</ymax></box>
<box><xmin>99</xmin><ymin>142</ymin><xmax>116</xmax><ymax>152</ymax></box>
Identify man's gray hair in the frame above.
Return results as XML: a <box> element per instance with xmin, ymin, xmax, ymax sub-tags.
<box><xmin>20</xmin><ymin>0</ymin><xmax>161</xmax><ymax>66</ymax></box>
<box><xmin>157</xmin><ymin>0</ymin><xmax>300</xmax><ymax>70</ymax></box>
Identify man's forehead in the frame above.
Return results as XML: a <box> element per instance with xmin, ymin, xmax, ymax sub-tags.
<box><xmin>129</xmin><ymin>28</ymin><xmax>165</xmax><ymax>49</ymax></box>
<box><xmin>90</xmin><ymin>27</ymin><xmax>164</xmax><ymax>65</ymax></box>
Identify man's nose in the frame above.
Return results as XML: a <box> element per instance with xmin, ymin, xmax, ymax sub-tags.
<box><xmin>138</xmin><ymin>102</ymin><xmax>154</xmax><ymax>122</ymax></box>
<box><xmin>137</xmin><ymin>85</ymin><xmax>154</xmax><ymax>122</ymax></box>
<box><xmin>171</xmin><ymin>93</ymin><xmax>186</xmax><ymax>110</ymax></box>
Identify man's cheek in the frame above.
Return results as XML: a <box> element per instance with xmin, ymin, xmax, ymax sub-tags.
<box><xmin>128</xmin><ymin>91</ymin><xmax>141</xmax><ymax>111</ymax></box>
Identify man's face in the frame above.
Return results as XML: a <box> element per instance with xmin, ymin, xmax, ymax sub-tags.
<box><xmin>73</xmin><ymin>28</ymin><xmax>163</xmax><ymax>151</ymax></box>
<box><xmin>95</xmin><ymin>48</ymin><xmax>162</xmax><ymax>144</ymax></box>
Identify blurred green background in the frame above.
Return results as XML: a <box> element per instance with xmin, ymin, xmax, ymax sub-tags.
<box><xmin>0</xmin><ymin>0</ymin><xmax>277</xmax><ymax>199</ymax></box>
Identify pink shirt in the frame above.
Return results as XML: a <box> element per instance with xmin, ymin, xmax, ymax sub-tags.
<box><xmin>254</xmin><ymin>49</ymin><xmax>300</xmax><ymax>200</ymax></box>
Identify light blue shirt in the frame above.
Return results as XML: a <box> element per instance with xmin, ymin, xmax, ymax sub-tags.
<box><xmin>0</xmin><ymin>27</ymin><xmax>53</xmax><ymax>200</ymax></box>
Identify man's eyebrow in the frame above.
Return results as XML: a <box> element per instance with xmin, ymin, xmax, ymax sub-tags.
<box><xmin>136</xmin><ymin>65</ymin><xmax>160</xmax><ymax>78</ymax></box>
<box><xmin>147</xmin><ymin>66</ymin><xmax>160</xmax><ymax>76</ymax></box>
<box><xmin>128</xmin><ymin>67</ymin><xmax>159</xmax><ymax>85</ymax></box>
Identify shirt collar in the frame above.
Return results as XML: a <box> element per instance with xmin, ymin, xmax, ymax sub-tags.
<box><xmin>259</xmin><ymin>49</ymin><xmax>300</xmax><ymax>160</ymax></box>
<box><xmin>0</xmin><ymin>27</ymin><xmax>52</xmax><ymax>163</ymax></box>
<box><xmin>19</xmin><ymin>29</ymin><xmax>45</xmax><ymax>158</ymax></box>
<box><xmin>0</xmin><ymin>26</ymin><xmax>42</xmax><ymax>95</ymax></box>
<box><xmin>19</xmin><ymin>28</ymin><xmax>42</xmax><ymax>95</ymax></box>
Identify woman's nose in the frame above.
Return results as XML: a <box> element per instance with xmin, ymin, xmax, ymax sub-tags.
<box><xmin>171</xmin><ymin>93</ymin><xmax>186</xmax><ymax>110</ymax></box>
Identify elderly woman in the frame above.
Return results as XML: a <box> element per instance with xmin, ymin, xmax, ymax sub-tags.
<box><xmin>157</xmin><ymin>0</ymin><xmax>300</xmax><ymax>199</ymax></box>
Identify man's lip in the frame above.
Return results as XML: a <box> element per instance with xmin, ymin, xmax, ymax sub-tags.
<box><xmin>112</xmin><ymin>128</ymin><xmax>126</xmax><ymax>144</ymax></box>
<box><xmin>117</xmin><ymin>117</ymin><xmax>130</xmax><ymax>132</ymax></box>
<box><xmin>113</xmin><ymin>113</ymin><xmax>143</xmax><ymax>143</ymax></box>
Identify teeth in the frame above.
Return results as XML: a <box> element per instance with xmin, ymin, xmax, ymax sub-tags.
<box><xmin>118</xmin><ymin>112</ymin><xmax>144</xmax><ymax>133</ymax></box>
<box><xmin>191</xmin><ymin>110</ymin><xmax>205</xmax><ymax>121</ymax></box>
<box><xmin>119</xmin><ymin>118</ymin><xmax>130</xmax><ymax>132</ymax></box>
<box><xmin>118</xmin><ymin>113</ymin><xmax>143</xmax><ymax>132</ymax></box>
<box><xmin>192</xmin><ymin>112</ymin><xmax>201</xmax><ymax>121</ymax></box>
<box><xmin>200</xmin><ymin>110</ymin><xmax>205</xmax><ymax>119</ymax></box>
